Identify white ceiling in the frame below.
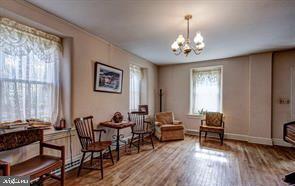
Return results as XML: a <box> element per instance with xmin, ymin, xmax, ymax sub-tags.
<box><xmin>26</xmin><ymin>0</ymin><xmax>295</xmax><ymax>65</ymax></box>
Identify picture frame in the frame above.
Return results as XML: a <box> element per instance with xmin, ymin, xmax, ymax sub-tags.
<box><xmin>94</xmin><ymin>62</ymin><xmax>123</xmax><ymax>94</ymax></box>
<box><xmin>138</xmin><ymin>105</ymin><xmax>149</xmax><ymax>115</ymax></box>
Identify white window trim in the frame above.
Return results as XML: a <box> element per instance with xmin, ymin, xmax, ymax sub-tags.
<box><xmin>189</xmin><ymin>65</ymin><xmax>223</xmax><ymax>115</ymax></box>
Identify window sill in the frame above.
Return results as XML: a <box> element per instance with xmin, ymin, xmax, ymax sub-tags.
<box><xmin>186</xmin><ymin>114</ymin><xmax>205</xmax><ymax>119</ymax></box>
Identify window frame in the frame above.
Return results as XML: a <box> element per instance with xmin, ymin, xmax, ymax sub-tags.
<box><xmin>189</xmin><ymin>65</ymin><xmax>223</xmax><ymax>115</ymax></box>
<box><xmin>129</xmin><ymin>64</ymin><xmax>142</xmax><ymax>111</ymax></box>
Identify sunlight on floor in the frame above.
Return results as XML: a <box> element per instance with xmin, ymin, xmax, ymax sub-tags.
<box><xmin>194</xmin><ymin>148</ymin><xmax>228</xmax><ymax>163</ymax></box>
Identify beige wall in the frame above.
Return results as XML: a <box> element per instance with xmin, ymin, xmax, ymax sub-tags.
<box><xmin>0</xmin><ymin>0</ymin><xmax>157</xmax><ymax>134</ymax></box>
<box><xmin>158</xmin><ymin>51</ymin><xmax>294</xmax><ymax>145</ymax></box>
<box><xmin>272</xmin><ymin>50</ymin><xmax>295</xmax><ymax>142</ymax></box>
<box><xmin>158</xmin><ymin>56</ymin><xmax>251</xmax><ymax>138</ymax></box>
<box><xmin>0</xmin><ymin>0</ymin><xmax>158</xmax><ymax>163</ymax></box>
<box><xmin>248</xmin><ymin>53</ymin><xmax>272</xmax><ymax>144</ymax></box>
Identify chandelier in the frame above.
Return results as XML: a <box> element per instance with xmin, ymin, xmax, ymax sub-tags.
<box><xmin>171</xmin><ymin>14</ymin><xmax>205</xmax><ymax>56</ymax></box>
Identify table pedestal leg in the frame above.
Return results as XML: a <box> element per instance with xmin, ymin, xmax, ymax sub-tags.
<box><xmin>116</xmin><ymin>129</ymin><xmax>120</xmax><ymax>161</ymax></box>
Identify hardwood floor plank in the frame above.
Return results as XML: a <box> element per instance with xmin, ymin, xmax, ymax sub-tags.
<box><xmin>46</xmin><ymin>135</ymin><xmax>295</xmax><ymax>186</ymax></box>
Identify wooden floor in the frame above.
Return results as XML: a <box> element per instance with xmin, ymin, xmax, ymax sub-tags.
<box><xmin>46</xmin><ymin>135</ymin><xmax>295</xmax><ymax>186</ymax></box>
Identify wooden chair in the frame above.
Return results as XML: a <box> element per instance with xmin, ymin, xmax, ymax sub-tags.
<box><xmin>128</xmin><ymin>112</ymin><xmax>154</xmax><ymax>153</ymax></box>
<box><xmin>74</xmin><ymin>116</ymin><xmax>114</xmax><ymax>179</ymax></box>
<box><xmin>199</xmin><ymin>112</ymin><xmax>225</xmax><ymax>144</ymax></box>
<box><xmin>0</xmin><ymin>129</ymin><xmax>65</xmax><ymax>185</ymax></box>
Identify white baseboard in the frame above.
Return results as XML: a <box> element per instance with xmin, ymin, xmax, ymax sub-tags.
<box><xmin>185</xmin><ymin>129</ymin><xmax>249</xmax><ymax>142</ymax></box>
<box><xmin>185</xmin><ymin>129</ymin><xmax>291</xmax><ymax>147</ymax></box>
<box><xmin>185</xmin><ymin>129</ymin><xmax>199</xmax><ymax>136</ymax></box>
<box><xmin>247</xmin><ymin>136</ymin><xmax>273</xmax><ymax>146</ymax></box>
<box><xmin>224</xmin><ymin>133</ymin><xmax>249</xmax><ymax>142</ymax></box>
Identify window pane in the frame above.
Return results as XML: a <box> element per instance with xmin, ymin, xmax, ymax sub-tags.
<box><xmin>0</xmin><ymin>18</ymin><xmax>61</xmax><ymax>123</ymax></box>
<box><xmin>129</xmin><ymin>65</ymin><xmax>141</xmax><ymax>111</ymax></box>
<box><xmin>191</xmin><ymin>67</ymin><xmax>222</xmax><ymax>114</ymax></box>
<box><xmin>0</xmin><ymin>52</ymin><xmax>58</xmax><ymax>122</ymax></box>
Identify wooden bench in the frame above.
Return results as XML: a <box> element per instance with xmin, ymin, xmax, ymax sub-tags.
<box><xmin>0</xmin><ymin>129</ymin><xmax>65</xmax><ymax>185</ymax></box>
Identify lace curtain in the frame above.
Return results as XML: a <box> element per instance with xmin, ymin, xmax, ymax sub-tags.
<box><xmin>0</xmin><ymin>17</ymin><xmax>62</xmax><ymax>123</ymax></box>
<box><xmin>129</xmin><ymin>64</ymin><xmax>142</xmax><ymax>111</ymax></box>
<box><xmin>191</xmin><ymin>67</ymin><xmax>222</xmax><ymax>114</ymax></box>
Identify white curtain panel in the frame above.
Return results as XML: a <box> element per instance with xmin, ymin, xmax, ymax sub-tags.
<box><xmin>129</xmin><ymin>64</ymin><xmax>142</xmax><ymax>111</ymax></box>
<box><xmin>192</xmin><ymin>67</ymin><xmax>221</xmax><ymax>114</ymax></box>
<box><xmin>0</xmin><ymin>17</ymin><xmax>61</xmax><ymax>123</ymax></box>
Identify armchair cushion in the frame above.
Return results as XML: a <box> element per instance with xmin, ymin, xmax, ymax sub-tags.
<box><xmin>200</xmin><ymin>125</ymin><xmax>224</xmax><ymax>133</ymax></box>
<box><xmin>155</xmin><ymin>112</ymin><xmax>174</xmax><ymax>124</ymax></box>
<box><xmin>161</xmin><ymin>124</ymin><xmax>184</xmax><ymax>131</ymax></box>
<box><xmin>206</xmin><ymin>112</ymin><xmax>223</xmax><ymax>127</ymax></box>
<box><xmin>173</xmin><ymin>120</ymin><xmax>182</xmax><ymax>125</ymax></box>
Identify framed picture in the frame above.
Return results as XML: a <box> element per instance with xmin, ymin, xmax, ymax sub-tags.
<box><xmin>138</xmin><ymin>105</ymin><xmax>149</xmax><ymax>115</ymax></box>
<box><xmin>94</xmin><ymin>62</ymin><xmax>123</xmax><ymax>93</ymax></box>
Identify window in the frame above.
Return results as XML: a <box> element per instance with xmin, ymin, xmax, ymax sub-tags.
<box><xmin>129</xmin><ymin>64</ymin><xmax>142</xmax><ymax>111</ymax></box>
<box><xmin>0</xmin><ymin>17</ymin><xmax>61</xmax><ymax>123</ymax></box>
<box><xmin>190</xmin><ymin>66</ymin><xmax>222</xmax><ymax>115</ymax></box>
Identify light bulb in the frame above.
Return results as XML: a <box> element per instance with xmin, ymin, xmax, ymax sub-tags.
<box><xmin>194</xmin><ymin>32</ymin><xmax>203</xmax><ymax>43</ymax></box>
<box><xmin>176</xmin><ymin>34</ymin><xmax>185</xmax><ymax>46</ymax></box>
<box><xmin>171</xmin><ymin>41</ymin><xmax>179</xmax><ymax>51</ymax></box>
<box><xmin>183</xmin><ymin>43</ymin><xmax>190</xmax><ymax>50</ymax></box>
<box><xmin>183</xmin><ymin>43</ymin><xmax>192</xmax><ymax>55</ymax></box>
<box><xmin>196</xmin><ymin>42</ymin><xmax>205</xmax><ymax>50</ymax></box>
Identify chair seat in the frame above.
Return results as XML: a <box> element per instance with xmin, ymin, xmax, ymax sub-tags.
<box><xmin>11</xmin><ymin>155</ymin><xmax>62</xmax><ymax>179</ymax></box>
<box><xmin>200</xmin><ymin>125</ymin><xmax>224</xmax><ymax>133</ymax></box>
<box><xmin>161</xmin><ymin>124</ymin><xmax>184</xmax><ymax>131</ymax></box>
<box><xmin>82</xmin><ymin>141</ymin><xmax>112</xmax><ymax>152</ymax></box>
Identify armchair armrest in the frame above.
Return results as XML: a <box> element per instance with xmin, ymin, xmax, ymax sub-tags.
<box><xmin>155</xmin><ymin>121</ymin><xmax>162</xmax><ymax>126</ymax></box>
<box><xmin>40</xmin><ymin>142</ymin><xmax>65</xmax><ymax>163</ymax></box>
<box><xmin>173</xmin><ymin>120</ymin><xmax>182</xmax><ymax>125</ymax></box>
<box><xmin>41</xmin><ymin>142</ymin><xmax>65</xmax><ymax>151</ymax></box>
<box><xmin>0</xmin><ymin>160</ymin><xmax>10</xmax><ymax>176</ymax></box>
<box><xmin>201</xmin><ymin>119</ymin><xmax>206</xmax><ymax>126</ymax></box>
<box><xmin>94</xmin><ymin>128</ymin><xmax>106</xmax><ymax>142</ymax></box>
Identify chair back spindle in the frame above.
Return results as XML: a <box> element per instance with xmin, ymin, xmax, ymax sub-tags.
<box><xmin>128</xmin><ymin>112</ymin><xmax>146</xmax><ymax>132</ymax></box>
<box><xmin>74</xmin><ymin>116</ymin><xmax>95</xmax><ymax>150</ymax></box>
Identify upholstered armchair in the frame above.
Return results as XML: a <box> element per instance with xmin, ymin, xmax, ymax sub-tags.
<box><xmin>155</xmin><ymin>112</ymin><xmax>184</xmax><ymax>141</ymax></box>
<box><xmin>199</xmin><ymin>112</ymin><xmax>224</xmax><ymax>144</ymax></box>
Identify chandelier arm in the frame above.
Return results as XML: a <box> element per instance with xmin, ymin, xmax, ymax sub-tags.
<box><xmin>171</xmin><ymin>14</ymin><xmax>204</xmax><ymax>56</ymax></box>
<box><xmin>173</xmin><ymin>47</ymin><xmax>182</xmax><ymax>55</ymax></box>
<box><xmin>177</xmin><ymin>47</ymin><xmax>183</xmax><ymax>55</ymax></box>
<box><xmin>175</xmin><ymin>51</ymin><xmax>182</xmax><ymax>55</ymax></box>
<box><xmin>192</xmin><ymin>48</ymin><xmax>201</xmax><ymax>55</ymax></box>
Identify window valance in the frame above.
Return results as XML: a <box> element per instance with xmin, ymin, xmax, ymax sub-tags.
<box><xmin>0</xmin><ymin>17</ymin><xmax>61</xmax><ymax>123</ymax></box>
<box><xmin>0</xmin><ymin>17</ymin><xmax>62</xmax><ymax>63</ymax></box>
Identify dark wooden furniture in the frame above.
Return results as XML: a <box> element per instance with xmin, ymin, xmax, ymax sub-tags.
<box><xmin>74</xmin><ymin>116</ymin><xmax>114</xmax><ymax>179</ymax></box>
<box><xmin>99</xmin><ymin>121</ymin><xmax>135</xmax><ymax>161</ymax></box>
<box><xmin>199</xmin><ymin>112</ymin><xmax>225</xmax><ymax>144</ymax></box>
<box><xmin>284</xmin><ymin>121</ymin><xmax>295</xmax><ymax>145</ymax></box>
<box><xmin>0</xmin><ymin>129</ymin><xmax>65</xmax><ymax>185</ymax></box>
<box><xmin>128</xmin><ymin>112</ymin><xmax>154</xmax><ymax>153</ymax></box>
<box><xmin>283</xmin><ymin>121</ymin><xmax>295</xmax><ymax>184</ymax></box>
